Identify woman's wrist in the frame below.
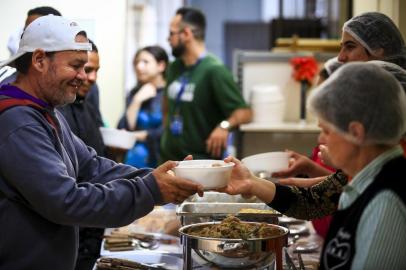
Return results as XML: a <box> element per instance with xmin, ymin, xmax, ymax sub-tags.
<box><xmin>250</xmin><ymin>175</ymin><xmax>275</xmax><ymax>204</ymax></box>
<box><xmin>307</xmin><ymin>162</ymin><xmax>332</xmax><ymax>177</ymax></box>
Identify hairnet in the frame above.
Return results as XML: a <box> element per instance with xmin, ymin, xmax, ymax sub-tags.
<box><xmin>369</xmin><ymin>60</ymin><xmax>406</xmax><ymax>94</ymax></box>
<box><xmin>308</xmin><ymin>62</ymin><xmax>406</xmax><ymax>145</ymax></box>
<box><xmin>324</xmin><ymin>57</ymin><xmax>343</xmax><ymax>76</ymax></box>
<box><xmin>343</xmin><ymin>12</ymin><xmax>406</xmax><ymax>69</ymax></box>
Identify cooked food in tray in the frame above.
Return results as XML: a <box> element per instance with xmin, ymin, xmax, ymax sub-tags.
<box><xmin>184</xmin><ymin>215</ymin><xmax>285</xmax><ymax>239</ymax></box>
<box><xmin>238</xmin><ymin>208</ymin><xmax>279</xmax><ymax>214</ymax></box>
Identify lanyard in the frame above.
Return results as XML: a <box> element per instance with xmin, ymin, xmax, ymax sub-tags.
<box><xmin>173</xmin><ymin>53</ymin><xmax>206</xmax><ymax>115</ymax></box>
<box><xmin>174</xmin><ymin>75</ymin><xmax>188</xmax><ymax>114</ymax></box>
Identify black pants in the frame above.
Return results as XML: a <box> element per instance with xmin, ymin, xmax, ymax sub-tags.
<box><xmin>75</xmin><ymin>228</ymin><xmax>104</xmax><ymax>270</ymax></box>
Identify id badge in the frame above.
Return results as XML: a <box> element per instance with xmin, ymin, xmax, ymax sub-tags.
<box><xmin>170</xmin><ymin>115</ymin><xmax>183</xmax><ymax>136</ymax></box>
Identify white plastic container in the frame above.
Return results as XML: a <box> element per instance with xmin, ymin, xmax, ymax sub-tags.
<box><xmin>242</xmin><ymin>152</ymin><xmax>289</xmax><ymax>176</ymax></box>
<box><xmin>251</xmin><ymin>84</ymin><xmax>285</xmax><ymax>124</ymax></box>
<box><xmin>99</xmin><ymin>127</ymin><xmax>137</xmax><ymax>150</ymax></box>
<box><xmin>173</xmin><ymin>160</ymin><xmax>235</xmax><ymax>190</ymax></box>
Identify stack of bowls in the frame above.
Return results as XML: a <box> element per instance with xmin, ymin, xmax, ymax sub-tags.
<box><xmin>251</xmin><ymin>84</ymin><xmax>285</xmax><ymax>124</ymax></box>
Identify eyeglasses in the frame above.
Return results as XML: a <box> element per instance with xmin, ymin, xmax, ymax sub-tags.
<box><xmin>169</xmin><ymin>29</ymin><xmax>183</xmax><ymax>37</ymax></box>
<box><xmin>169</xmin><ymin>31</ymin><xmax>180</xmax><ymax>37</ymax></box>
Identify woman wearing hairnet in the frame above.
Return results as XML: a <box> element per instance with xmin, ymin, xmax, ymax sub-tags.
<box><xmin>275</xmin><ymin>11</ymin><xmax>406</xmax><ymax>184</ymax></box>
<box><xmin>270</xmin><ymin>12</ymin><xmax>406</xmax><ymax>210</ymax></box>
<box><xmin>221</xmin><ymin>62</ymin><xmax>406</xmax><ymax>269</ymax></box>
<box><xmin>252</xmin><ymin>60</ymin><xmax>406</xmax><ymax>230</ymax></box>
<box><xmin>339</xmin><ymin>12</ymin><xmax>406</xmax><ymax>69</ymax></box>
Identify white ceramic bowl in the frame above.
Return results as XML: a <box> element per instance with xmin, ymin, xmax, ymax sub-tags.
<box><xmin>242</xmin><ymin>152</ymin><xmax>289</xmax><ymax>176</ymax></box>
<box><xmin>173</xmin><ymin>160</ymin><xmax>235</xmax><ymax>190</ymax></box>
<box><xmin>99</xmin><ymin>127</ymin><xmax>137</xmax><ymax>150</ymax></box>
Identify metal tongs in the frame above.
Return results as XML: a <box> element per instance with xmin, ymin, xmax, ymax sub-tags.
<box><xmin>284</xmin><ymin>247</ymin><xmax>306</xmax><ymax>270</ymax></box>
<box><xmin>297</xmin><ymin>252</ymin><xmax>306</xmax><ymax>270</ymax></box>
<box><xmin>284</xmin><ymin>248</ymin><xmax>298</xmax><ymax>270</ymax></box>
<box><xmin>96</xmin><ymin>257</ymin><xmax>169</xmax><ymax>270</ymax></box>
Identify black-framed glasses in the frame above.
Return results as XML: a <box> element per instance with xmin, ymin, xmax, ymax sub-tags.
<box><xmin>169</xmin><ymin>28</ymin><xmax>184</xmax><ymax>37</ymax></box>
<box><xmin>169</xmin><ymin>31</ymin><xmax>180</xmax><ymax>37</ymax></box>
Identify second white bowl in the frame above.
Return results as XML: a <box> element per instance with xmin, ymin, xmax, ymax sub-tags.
<box><xmin>242</xmin><ymin>152</ymin><xmax>289</xmax><ymax>176</ymax></box>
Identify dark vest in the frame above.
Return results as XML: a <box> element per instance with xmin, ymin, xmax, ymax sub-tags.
<box><xmin>320</xmin><ymin>156</ymin><xmax>406</xmax><ymax>270</ymax></box>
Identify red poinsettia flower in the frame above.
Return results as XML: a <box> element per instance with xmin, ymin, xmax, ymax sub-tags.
<box><xmin>290</xmin><ymin>56</ymin><xmax>319</xmax><ymax>85</ymax></box>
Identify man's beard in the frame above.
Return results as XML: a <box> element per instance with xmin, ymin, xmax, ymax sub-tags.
<box><xmin>172</xmin><ymin>43</ymin><xmax>186</xmax><ymax>58</ymax></box>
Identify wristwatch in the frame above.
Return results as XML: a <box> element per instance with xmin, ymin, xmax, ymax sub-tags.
<box><xmin>219</xmin><ymin>120</ymin><xmax>231</xmax><ymax>130</ymax></box>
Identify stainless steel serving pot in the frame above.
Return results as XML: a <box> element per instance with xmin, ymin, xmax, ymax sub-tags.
<box><xmin>179</xmin><ymin>221</ymin><xmax>289</xmax><ymax>270</ymax></box>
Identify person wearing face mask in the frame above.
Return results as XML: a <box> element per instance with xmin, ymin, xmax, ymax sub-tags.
<box><xmin>118</xmin><ymin>46</ymin><xmax>168</xmax><ymax>168</ymax></box>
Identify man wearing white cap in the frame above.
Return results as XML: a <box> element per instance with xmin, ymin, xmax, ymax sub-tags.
<box><xmin>0</xmin><ymin>15</ymin><xmax>203</xmax><ymax>270</ymax></box>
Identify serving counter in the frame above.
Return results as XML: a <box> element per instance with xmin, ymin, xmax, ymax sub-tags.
<box><xmin>95</xmin><ymin>193</ymin><xmax>323</xmax><ymax>270</ymax></box>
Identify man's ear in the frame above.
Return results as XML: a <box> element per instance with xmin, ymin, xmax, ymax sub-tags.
<box><xmin>182</xmin><ymin>26</ymin><xmax>194</xmax><ymax>41</ymax></box>
<box><xmin>348</xmin><ymin>121</ymin><xmax>366</xmax><ymax>144</ymax></box>
<box><xmin>32</xmin><ymin>49</ymin><xmax>48</xmax><ymax>72</ymax></box>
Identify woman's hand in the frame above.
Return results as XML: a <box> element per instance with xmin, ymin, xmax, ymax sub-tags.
<box><xmin>216</xmin><ymin>156</ymin><xmax>253</xmax><ymax>197</ymax></box>
<box><xmin>272</xmin><ymin>150</ymin><xmax>315</xmax><ymax>178</ymax></box>
<box><xmin>126</xmin><ymin>83</ymin><xmax>157</xmax><ymax>130</ymax></box>
<box><xmin>272</xmin><ymin>150</ymin><xmax>332</xmax><ymax>178</ymax></box>
<box><xmin>133</xmin><ymin>83</ymin><xmax>157</xmax><ymax>104</ymax></box>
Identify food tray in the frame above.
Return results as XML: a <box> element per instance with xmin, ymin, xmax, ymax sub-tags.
<box><xmin>177</xmin><ymin>192</ymin><xmax>280</xmax><ymax>225</ymax></box>
<box><xmin>185</xmin><ymin>192</ymin><xmax>260</xmax><ymax>203</ymax></box>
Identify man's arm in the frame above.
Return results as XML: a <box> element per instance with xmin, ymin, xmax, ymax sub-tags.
<box><xmin>206</xmin><ymin>64</ymin><xmax>253</xmax><ymax>158</ymax></box>
<box><xmin>206</xmin><ymin>108</ymin><xmax>252</xmax><ymax>157</ymax></box>
<box><xmin>2</xmin><ymin>111</ymin><xmax>202</xmax><ymax>229</ymax></box>
<box><xmin>226</xmin><ymin>107</ymin><xmax>253</xmax><ymax>128</ymax></box>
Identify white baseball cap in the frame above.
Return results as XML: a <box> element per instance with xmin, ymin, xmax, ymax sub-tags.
<box><xmin>0</xmin><ymin>14</ymin><xmax>92</xmax><ymax>68</ymax></box>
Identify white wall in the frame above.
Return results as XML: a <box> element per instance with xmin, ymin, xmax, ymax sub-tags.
<box><xmin>353</xmin><ymin>0</ymin><xmax>406</xmax><ymax>40</ymax></box>
<box><xmin>124</xmin><ymin>0</ymin><xmax>182</xmax><ymax>93</ymax></box>
<box><xmin>0</xmin><ymin>0</ymin><xmax>127</xmax><ymax>127</ymax></box>
<box><xmin>353</xmin><ymin>0</ymin><xmax>398</xmax><ymax>24</ymax></box>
